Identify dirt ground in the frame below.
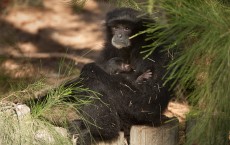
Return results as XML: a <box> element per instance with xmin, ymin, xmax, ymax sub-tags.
<box><xmin>0</xmin><ymin>0</ymin><xmax>189</xmax><ymax>143</ymax></box>
<box><xmin>0</xmin><ymin>0</ymin><xmax>112</xmax><ymax>77</ymax></box>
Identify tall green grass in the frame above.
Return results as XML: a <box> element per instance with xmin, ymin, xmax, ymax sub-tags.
<box><xmin>0</xmin><ymin>55</ymin><xmax>97</xmax><ymax>144</ymax></box>
<box><xmin>143</xmin><ymin>0</ymin><xmax>230</xmax><ymax>144</ymax></box>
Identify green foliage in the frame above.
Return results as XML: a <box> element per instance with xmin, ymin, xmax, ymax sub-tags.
<box><xmin>68</xmin><ymin>0</ymin><xmax>87</xmax><ymax>12</ymax></box>
<box><xmin>0</xmin><ymin>101</ymin><xmax>72</xmax><ymax>145</ymax></box>
<box><xmin>29</xmin><ymin>80</ymin><xmax>101</xmax><ymax>119</ymax></box>
<box><xmin>58</xmin><ymin>56</ymin><xmax>79</xmax><ymax>77</ymax></box>
<box><xmin>1</xmin><ymin>77</ymin><xmax>101</xmax><ymax>144</ymax></box>
<box><xmin>143</xmin><ymin>0</ymin><xmax>230</xmax><ymax>144</ymax></box>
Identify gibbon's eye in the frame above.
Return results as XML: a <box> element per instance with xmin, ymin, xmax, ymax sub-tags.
<box><xmin>124</xmin><ymin>27</ymin><xmax>130</xmax><ymax>31</ymax></box>
<box><xmin>112</xmin><ymin>26</ymin><xmax>118</xmax><ymax>30</ymax></box>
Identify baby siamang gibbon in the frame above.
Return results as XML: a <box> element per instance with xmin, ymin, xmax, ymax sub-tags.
<box><xmin>102</xmin><ymin>57</ymin><xmax>152</xmax><ymax>84</ymax></box>
<box><xmin>70</xmin><ymin>7</ymin><xmax>174</xmax><ymax>145</ymax></box>
<box><xmin>102</xmin><ymin>57</ymin><xmax>132</xmax><ymax>75</ymax></box>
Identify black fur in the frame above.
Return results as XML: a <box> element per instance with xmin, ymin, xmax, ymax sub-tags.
<box><xmin>102</xmin><ymin>57</ymin><xmax>132</xmax><ymax>75</ymax></box>
<box><xmin>102</xmin><ymin>57</ymin><xmax>152</xmax><ymax>85</ymax></box>
<box><xmin>72</xmin><ymin>8</ymin><xmax>174</xmax><ymax>145</ymax></box>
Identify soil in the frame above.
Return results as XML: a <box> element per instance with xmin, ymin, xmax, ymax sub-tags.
<box><xmin>0</xmin><ymin>0</ymin><xmax>113</xmax><ymax>77</ymax></box>
<box><xmin>0</xmin><ymin>0</ymin><xmax>189</xmax><ymax>144</ymax></box>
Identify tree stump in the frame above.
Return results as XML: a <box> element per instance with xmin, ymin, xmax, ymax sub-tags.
<box><xmin>130</xmin><ymin>118</ymin><xmax>179</xmax><ymax>145</ymax></box>
<box><xmin>96</xmin><ymin>132</ymin><xmax>127</xmax><ymax>145</ymax></box>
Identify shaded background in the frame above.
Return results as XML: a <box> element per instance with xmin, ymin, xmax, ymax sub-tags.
<box><xmin>0</xmin><ymin>1</ymin><xmax>189</xmax><ymax>143</ymax></box>
<box><xmin>0</xmin><ymin>0</ymin><xmax>114</xmax><ymax>91</ymax></box>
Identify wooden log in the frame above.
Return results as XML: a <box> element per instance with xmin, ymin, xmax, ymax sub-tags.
<box><xmin>130</xmin><ymin>118</ymin><xmax>179</xmax><ymax>145</ymax></box>
<box><xmin>95</xmin><ymin>132</ymin><xmax>127</xmax><ymax>145</ymax></box>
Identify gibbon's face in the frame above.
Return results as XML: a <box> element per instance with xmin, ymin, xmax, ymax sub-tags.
<box><xmin>111</xmin><ymin>24</ymin><xmax>132</xmax><ymax>49</ymax></box>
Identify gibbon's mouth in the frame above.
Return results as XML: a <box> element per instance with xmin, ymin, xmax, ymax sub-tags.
<box><xmin>112</xmin><ymin>39</ymin><xmax>131</xmax><ymax>49</ymax></box>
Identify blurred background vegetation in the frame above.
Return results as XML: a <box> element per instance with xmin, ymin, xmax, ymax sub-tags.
<box><xmin>0</xmin><ymin>0</ymin><xmax>229</xmax><ymax>145</ymax></box>
<box><xmin>145</xmin><ymin>1</ymin><xmax>230</xmax><ymax>145</ymax></box>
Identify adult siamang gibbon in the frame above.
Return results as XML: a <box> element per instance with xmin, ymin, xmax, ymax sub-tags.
<box><xmin>70</xmin><ymin>7</ymin><xmax>174</xmax><ymax>145</ymax></box>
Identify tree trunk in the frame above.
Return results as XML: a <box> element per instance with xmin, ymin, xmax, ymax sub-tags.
<box><xmin>96</xmin><ymin>132</ymin><xmax>127</xmax><ymax>145</ymax></box>
<box><xmin>130</xmin><ymin>118</ymin><xmax>179</xmax><ymax>145</ymax></box>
